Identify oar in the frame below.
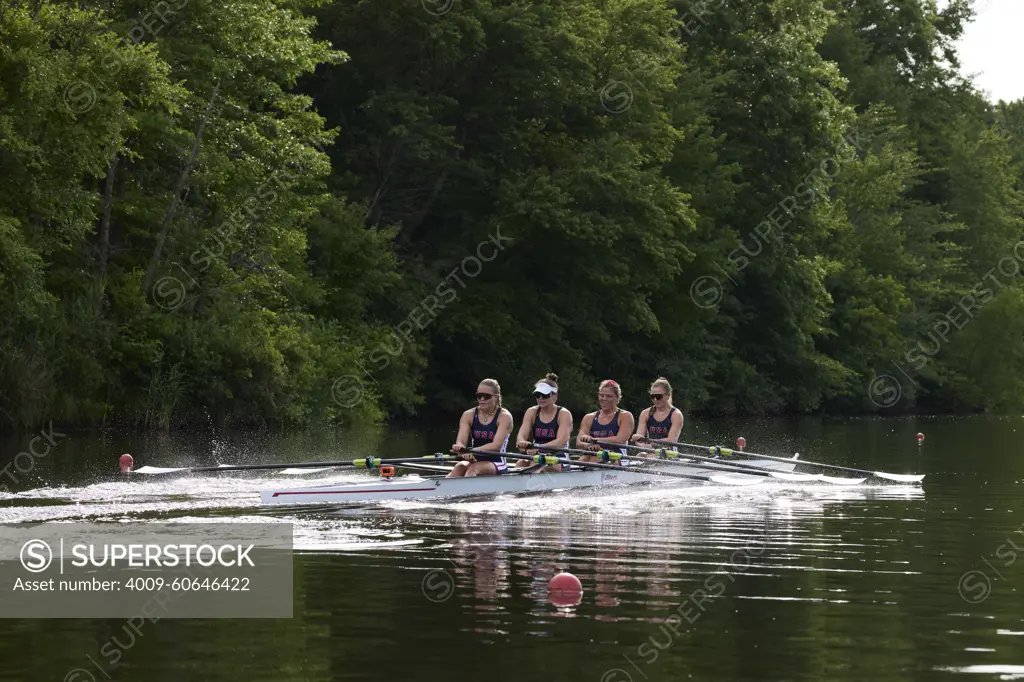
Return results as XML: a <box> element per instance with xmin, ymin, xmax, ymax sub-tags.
<box><xmin>132</xmin><ymin>454</ymin><xmax>459</xmax><ymax>475</ymax></box>
<box><xmin>523</xmin><ymin>444</ymin><xmax>613</xmax><ymax>458</ymax></box>
<box><xmin>596</xmin><ymin>440</ymin><xmax>826</xmax><ymax>481</ymax></box>
<box><xmin>502</xmin><ymin>445</ymin><xmax>762</xmax><ymax>486</ymax></box>
<box><xmin>471</xmin><ymin>447</ymin><xmax>762</xmax><ymax>486</ymax></box>
<box><xmin>645</xmin><ymin>438</ymin><xmax>925</xmax><ymax>483</ymax></box>
<box><xmin>596</xmin><ymin>441</ymin><xmax>864</xmax><ymax>485</ymax></box>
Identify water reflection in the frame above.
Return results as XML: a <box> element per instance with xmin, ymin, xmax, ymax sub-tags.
<box><xmin>447</xmin><ymin>513</ymin><xmax>514</xmax><ymax>609</ymax></box>
<box><xmin>408</xmin><ymin>496</ymin><xmax>835</xmax><ymax>629</ymax></box>
<box><xmin>21</xmin><ymin>418</ymin><xmax>1024</xmax><ymax>682</ymax></box>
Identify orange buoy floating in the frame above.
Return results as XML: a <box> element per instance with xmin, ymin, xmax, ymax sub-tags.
<box><xmin>736</xmin><ymin>436</ymin><xmax>746</xmax><ymax>451</ymax></box>
<box><xmin>547</xmin><ymin>572</ymin><xmax>583</xmax><ymax>607</ymax></box>
<box><xmin>119</xmin><ymin>454</ymin><xmax>134</xmax><ymax>473</ymax></box>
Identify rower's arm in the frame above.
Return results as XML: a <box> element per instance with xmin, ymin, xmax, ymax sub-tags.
<box><xmin>516</xmin><ymin>407</ymin><xmax>536</xmax><ymax>448</ymax></box>
<box><xmin>476</xmin><ymin>410</ymin><xmax>513</xmax><ymax>452</ymax></box>
<box><xmin>632</xmin><ymin>408</ymin><xmax>650</xmax><ymax>440</ymax></box>
<box><xmin>667</xmin><ymin>409</ymin><xmax>684</xmax><ymax>442</ymax></box>
<box><xmin>454</xmin><ymin>410</ymin><xmax>473</xmax><ymax>448</ymax></box>
<box><xmin>573</xmin><ymin>413</ymin><xmax>592</xmax><ymax>448</ymax></box>
<box><xmin>555</xmin><ymin>409</ymin><xmax>574</xmax><ymax>448</ymax></box>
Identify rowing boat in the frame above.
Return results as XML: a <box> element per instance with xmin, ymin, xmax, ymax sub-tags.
<box><xmin>258</xmin><ymin>456</ymin><xmax>800</xmax><ymax>505</ymax></box>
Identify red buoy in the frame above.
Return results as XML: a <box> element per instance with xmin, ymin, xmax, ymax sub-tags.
<box><xmin>916</xmin><ymin>432</ymin><xmax>925</xmax><ymax>444</ymax></box>
<box><xmin>548</xmin><ymin>572</ymin><xmax>583</xmax><ymax>607</ymax></box>
<box><xmin>119</xmin><ymin>454</ymin><xmax>134</xmax><ymax>473</ymax></box>
<box><xmin>736</xmin><ymin>437</ymin><xmax>746</xmax><ymax>451</ymax></box>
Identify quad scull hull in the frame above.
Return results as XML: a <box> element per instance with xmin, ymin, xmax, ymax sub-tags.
<box><xmin>259</xmin><ymin>457</ymin><xmax>798</xmax><ymax>505</ymax></box>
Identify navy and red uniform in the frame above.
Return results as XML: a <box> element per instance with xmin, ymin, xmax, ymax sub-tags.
<box><xmin>590</xmin><ymin>409</ymin><xmax>625</xmax><ymax>462</ymax></box>
<box><xmin>646</xmin><ymin>408</ymin><xmax>680</xmax><ymax>441</ymax></box>
<box><xmin>533</xmin><ymin>406</ymin><xmax>564</xmax><ymax>471</ymax></box>
<box><xmin>470</xmin><ymin>408</ymin><xmax>508</xmax><ymax>473</ymax></box>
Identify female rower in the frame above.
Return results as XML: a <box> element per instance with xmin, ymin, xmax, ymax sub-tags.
<box><xmin>448</xmin><ymin>378</ymin><xmax>514</xmax><ymax>478</ymax></box>
<box><xmin>515</xmin><ymin>373</ymin><xmax>572</xmax><ymax>472</ymax></box>
<box><xmin>632</xmin><ymin>377</ymin><xmax>684</xmax><ymax>450</ymax></box>
<box><xmin>576</xmin><ymin>380</ymin><xmax>634</xmax><ymax>463</ymax></box>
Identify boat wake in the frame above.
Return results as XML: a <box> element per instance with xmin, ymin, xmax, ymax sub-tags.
<box><xmin>1</xmin><ymin>472</ymin><xmax>924</xmax><ymax>521</ymax></box>
<box><xmin>0</xmin><ymin>472</ymin><xmax>412</xmax><ymax>551</ymax></box>
<box><xmin>0</xmin><ymin>472</ymin><xmax>924</xmax><ymax>561</ymax></box>
<box><xmin>368</xmin><ymin>479</ymin><xmax>924</xmax><ymax>518</ymax></box>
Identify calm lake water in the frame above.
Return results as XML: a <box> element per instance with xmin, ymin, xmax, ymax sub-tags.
<box><xmin>1</xmin><ymin>415</ymin><xmax>1022</xmax><ymax>681</ymax></box>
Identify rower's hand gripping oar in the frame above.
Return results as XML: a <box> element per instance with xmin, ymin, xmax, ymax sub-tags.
<box><xmin>516</xmin><ymin>444</ymin><xmax>763</xmax><ymax>486</ymax></box>
<box><xmin>645</xmin><ymin>438</ymin><xmax>925</xmax><ymax>483</ymax></box>
<box><xmin>597</xmin><ymin>441</ymin><xmax>866</xmax><ymax>485</ymax></box>
<box><xmin>131</xmin><ymin>454</ymin><xmax>459</xmax><ymax>476</ymax></box>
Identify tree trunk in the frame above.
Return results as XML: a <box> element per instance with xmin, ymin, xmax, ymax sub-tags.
<box><xmin>96</xmin><ymin>120</ymin><xmax>122</xmax><ymax>312</ymax></box>
<box><xmin>363</xmin><ymin>140</ymin><xmax>402</xmax><ymax>225</ymax></box>
<box><xmin>142</xmin><ymin>81</ymin><xmax>220</xmax><ymax>294</ymax></box>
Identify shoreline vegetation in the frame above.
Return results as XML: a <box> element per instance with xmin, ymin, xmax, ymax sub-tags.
<box><xmin>2</xmin><ymin>0</ymin><xmax>1023</xmax><ymax>435</ymax></box>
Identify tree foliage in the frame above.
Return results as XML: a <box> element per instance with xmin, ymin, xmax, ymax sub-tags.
<box><xmin>1</xmin><ymin>0</ymin><xmax>1022</xmax><ymax>431</ymax></box>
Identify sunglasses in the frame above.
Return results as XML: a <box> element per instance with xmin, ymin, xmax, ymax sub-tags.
<box><xmin>533</xmin><ymin>392</ymin><xmax>552</xmax><ymax>399</ymax></box>
<box><xmin>475</xmin><ymin>393</ymin><xmax>494</xmax><ymax>400</ymax></box>
<box><xmin>650</xmin><ymin>394</ymin><xmax>665</xmax><ymax>400</ymax></box>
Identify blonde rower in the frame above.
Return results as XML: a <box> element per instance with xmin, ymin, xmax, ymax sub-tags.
<box><xmin>576</xmin><ymin>379</ymin><xmax>634</xmax><ymax>463</ymax></box>
<box><xmin>448</xmin><ymin>378</ymin><xmax>514</xmax><ymax>477</ymax></box>
<box><xmin>632</xmin><ymin>377</ymin><xmax>683</xmax><ymax>446</ymax></box>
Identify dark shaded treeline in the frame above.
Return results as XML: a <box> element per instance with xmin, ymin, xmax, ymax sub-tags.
<box><xmin>1</xmin><ymin>0</ymin><xmax>1022</xmax><ymax>432</ymax></box>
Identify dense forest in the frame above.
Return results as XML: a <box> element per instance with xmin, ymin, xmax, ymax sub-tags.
<box><xmin>1</xmin><ymin>0</ymin><xmax>1022</xmax><ymax>432</ymax></box>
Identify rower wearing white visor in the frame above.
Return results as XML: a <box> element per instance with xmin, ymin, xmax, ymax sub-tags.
<box><xmin>515</xmin><ymin>373</ymin><xmax>573</xmax><ymax>473</ymax></box>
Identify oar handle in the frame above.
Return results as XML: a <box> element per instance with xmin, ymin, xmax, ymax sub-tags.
<box><xmin>596</xmin><ymin>440</ymin><xmax>680</xmax><ymax>456</ymax></box>
<box><xmin>530</xmin><ymin>442</ymin><xmax>627</xmax><ymax>462</ymax></box>
<box><xmin>597</xmin><ymin>440</ymin><xmax>790</xmax><ymax>477</ymax></box>
<box><xmin>471</xmin><ymin>446</ymin><xmax>756</xmax><ymax>484</ymax></box>
<box><xmin>510</xmin><ymin>445</ymin><xmax>711</xmax><ymax>480</ymax></box>
<box><xmin>465</xmin><ymin>447</ymin><xmax>566</xmax><ymax>467</ymax></box>
<box><xmin>529</xmin><ymin>442</ymin><xmax>589</xmax><ymax>454</ymax></box>
<box><xmin>647</xmin><ymin>438</ymin><xmax>777</xmax><ymax>462</ymax></box>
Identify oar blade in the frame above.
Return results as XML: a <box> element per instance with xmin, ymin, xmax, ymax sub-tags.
<box><xmin>874</xmin><ymin>472</ymin><xmax>925</xmax><ymax>483</ymax></box>
<box><xmin>818</xmin><ymin>475</ymin><xmax>867</xmax><ymax>485</ymax></box>
<box><xmin>769</xmin><ymin>472</ymin><xmax>822</xmax><ymax>482</ymax></box>
<box><xmin>708</xmin><ymin>474</ymin><xmax>764</xmax><ymax>486</ymax></box>
<box><xmin>133</xmin><ymin>466</ymin><xmax>190</xmax><ymax>475</ymax></box>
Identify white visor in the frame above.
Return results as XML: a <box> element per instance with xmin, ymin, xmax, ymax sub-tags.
<box><xmin>533</xmin><ymin>382</ymin><xmax>557</xmax><ymax>395</ymax></box>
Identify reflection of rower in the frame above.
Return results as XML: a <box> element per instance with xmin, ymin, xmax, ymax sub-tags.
<box><xmin>593</xmin><ymin>547</ymin><xmax>624</xmax><ymax>610</ymax></box>
<box><xmin>515</xmin><ymin>373</ymin><xmax>572</xmax><ymax>473</ymax></box>
<box><xmin>448</xmin><ymin>378</ymin><xmax>514</xmax><ymax>478</ymax></box>
<box><xmin>577</xmin><ymin>380</ymin><xmax>634</xmax><ymax>464</ymax></box>
<box><xmin>450</xmin><ymin>514</ymin><xmax>512</xmax><ymax>605</ymax></box>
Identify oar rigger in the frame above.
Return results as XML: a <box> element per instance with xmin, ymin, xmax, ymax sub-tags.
<box><xmin>596</xmin><ymin>440</ymin><xmax>863</xmax><ymax>485</ymax></box>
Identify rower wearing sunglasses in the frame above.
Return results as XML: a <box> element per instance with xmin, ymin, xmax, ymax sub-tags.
<box><xmin>631</xmin><ymin>377</ymin><xmax>683</xmax><ymax>449</ymax></box>
<box><xmin>448</xmin><ymin>378</ymin><xmax>514</xmax><ymax>477</ymax></box>
<box><xmin>515</xmin><ymin>373</ymin><xmax>572</xmax><ymax>472</ymax></box>
<box><xmin>576</xmin><ymin>380</ymin><xmax>635</xmax><ymax>463</ymax></box>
